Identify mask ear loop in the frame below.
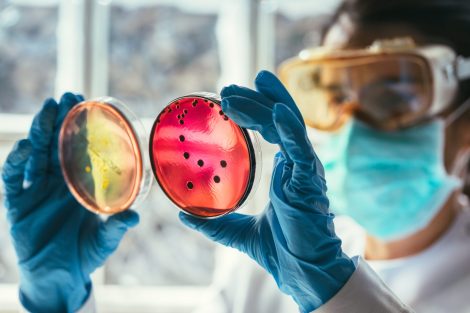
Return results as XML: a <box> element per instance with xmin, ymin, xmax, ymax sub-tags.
<box><xmin>445</xmin><ymin>95</ymin><xmax>470</xmax><ymax>203</ymax></box>
<box><xmin>445</xmin><ymin>96</ymin><xmax>470</xmax><ymax>175</ymax></box>
<box><xmin>445</xmin><ymin>97</ymin><xmax>470</xmax><ymax>127</ymax></box>
<box><xmin>452</xmin><ymin>148</ymin><xmax>470</xmax><ymax>214</ymax></box>
<box><xmin>451</xmin><ymin>149</ymin><xmax>470</xmax><ymax>177</ymax></box>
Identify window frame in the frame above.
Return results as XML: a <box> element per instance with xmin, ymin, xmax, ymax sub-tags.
<box><xmin>0</xmin><ymin>0</ymin><xmax>268</xmax><ymax>311</ymax></box>
<box><xmin>0</xmin><ymin>0</ymin><xmax>336</xmax><ymax>311</ymax></box>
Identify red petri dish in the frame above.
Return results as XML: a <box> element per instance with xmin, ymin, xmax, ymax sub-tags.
<box><xmin>150</xmin><ymin>93</ymin><xmax>260</xmax><ymax>218</ymax></box>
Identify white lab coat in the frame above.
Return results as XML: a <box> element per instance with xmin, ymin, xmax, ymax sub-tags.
<box><xmin>23</xmin><ymin>206</ymin><xmax>470</xmax><ymax>313</ymax></box>
<box><xmin>192</xmin><ymin>206</ymin><xmax>470</xmax><ymax>313</ymax></box>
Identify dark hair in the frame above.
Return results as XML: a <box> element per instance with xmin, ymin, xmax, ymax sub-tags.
<box><xmin>324</xmin><ymin>0</ymin><xmax>470</xmax><ymax>103</ymax></box>
<box><xmin>324</xmin><ymin>0</ymin><xmax>470</xmax><ymax>195</ymax></box>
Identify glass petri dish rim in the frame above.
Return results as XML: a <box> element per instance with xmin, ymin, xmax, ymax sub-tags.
<box><xmin>59</xmin><ymin>97</ymin><xmax>153</xmax><ymax>215</ymax></box>
<box><xmin>149</xmin><ymin>92</ymin><xmax>262</xmax><ymax>219</ymax></box>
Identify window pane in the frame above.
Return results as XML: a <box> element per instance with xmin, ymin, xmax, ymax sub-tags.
<box><xmin>0</xmin><ymin>2</ymin><xmax>57</xmax><ymax>114</ymax></box>
<box><xmin>0</xmin><ymin>1</ymin><xmax>58</xmax><ymax>283</ymax></box>
<box><xmin>106</xmin><ymin>4</ymin><xmax>220</xmax><ymax>286</ymax></box>
<box><xmin>275</xmin><ymin>6</ymin><xmax>333</xmax><ymax>67</ymax></box>
<box><xmin>109</xmin><ymin>4</ymin><xmax>221</xmax><ymax>118</ymax></box>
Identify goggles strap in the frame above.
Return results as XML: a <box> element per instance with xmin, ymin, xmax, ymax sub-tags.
<box><xmin>457</xmin><ymin>56</ymin><xmax>470</xmax><ymax>80</ymax></box>
<box><xmin>445</xmin><ymin>97</ymin><xmax>470</xmax><ymax>127</ymax></box>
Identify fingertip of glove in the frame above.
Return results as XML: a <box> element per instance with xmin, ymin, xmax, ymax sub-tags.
<box><xmin>220</xmin><ymin>84</ymin><xmax>238</xmax><ymax>98</ymax></box>
<box><xmin>36</xmin><ymin>99</ymin><xmax>59</xmax><ymax>128</ymax></box>
<box><xmin>255</xmin><ymin>70</ymin><xmax>275</xmax><ymax>85</ymax></box>
<box><xmin>60</xmin><ymin>92</ymin><xmax>82</xmax><ymax>106</ymax></box>
<box><xmin>43</xmin><ymin>98</ymin><xmax>58</xmax><ymax>109</ymax></box>
<box><xmin>125</xmin><ymin>210</ymin><xmax>140</xmax><ymax>227</ymax></box>
<box><xmin>178</xmin><ymin>211</ymin><xmax>200</xmax><ymax>229</ymax></box>
<box><xmin>113</xmin><ymin>209</ymin><xmax>140</xmax><ymax>228</ymax></box>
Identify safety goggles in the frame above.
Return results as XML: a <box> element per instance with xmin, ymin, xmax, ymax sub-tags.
<box><xmin>278</xmin><ymin>38</ymin><xmax>470</xmax><ymax>131</ymax></box>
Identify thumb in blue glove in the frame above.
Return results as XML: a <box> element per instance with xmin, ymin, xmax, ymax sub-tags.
<box><xmin>179</xmin><ymin>71</ymin><xmax>355</xmax><ymax>313</ymax></box>
<box><xmin>2</xmin><ymin>93</ymin><xmax>138</xmax><ymax>313</ymax></box>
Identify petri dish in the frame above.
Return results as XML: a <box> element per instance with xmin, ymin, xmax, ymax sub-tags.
<box><xmin>59</xmin><ymin>98</ymin><xmax>152</xmax><ymax>215</ymax></box>
<box><xmin>149</xmin><ymin>93</ymin><xmax>261</xmax><ymax>218</ymax></box>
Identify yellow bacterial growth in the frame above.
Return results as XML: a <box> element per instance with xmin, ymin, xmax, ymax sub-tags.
<box><xmin>85</xmin><ymin>108</ymin><xmax>126</xmax><ymax>206</ymax></box>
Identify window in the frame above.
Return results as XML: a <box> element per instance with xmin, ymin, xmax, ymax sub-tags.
<box><xmin>0</xmin><ymin>0</ymin><xmax>339</xmax><ymax>311</ymax></box>
<box><xmin>0</xmin><ymin>0</ymin><xmax>59</xmax><ymax>286</ymax></box>
<box><xmin>108</xmin><ymin>3</ymin><xmax>221</xmax><ymax>118</ymax></box>
<box><xmin>105</xmin><ymin>1</ymin><xmax>221</xmax><ymax>287</ymax></box>
<box><xmin>0</xmin><ymin>0</ymin><xmax>57</xmax><ymax>114</ymax></box>
<box><xmin>274</xmin><ymin>5</ymin><xmax>331</xmax><ymax>67</ymax></box>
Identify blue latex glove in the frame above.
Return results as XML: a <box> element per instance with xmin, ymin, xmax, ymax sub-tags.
<box><xmin>2</xmin><ymin>93</ymin><xmax>139</xmax><ymax>313</ymax></box>
<box><xmin>179</xmin><ymin>71</ymin><xmax>356</xmax><ymax>312</ymax></box>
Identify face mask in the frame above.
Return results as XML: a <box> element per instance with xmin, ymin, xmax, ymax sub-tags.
<box><xmin>316</xmin><ymin>118</ymin><xmax>462</xmax><ymax>241</ymax></box>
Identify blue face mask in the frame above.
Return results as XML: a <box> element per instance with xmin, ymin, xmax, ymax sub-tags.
<box><xmin>317</xmin><ymin>119</ymin><xmax>461</xmax><ymax>241</ymax></box>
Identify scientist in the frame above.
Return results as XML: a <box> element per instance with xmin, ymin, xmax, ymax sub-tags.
<box><xmin>190</xmin><ymin>1</ymin><xmax>470</xmax><ymax>312</ymax></box>
<box><xmin>2</xmin><ymin>0</ymin><xmax>470</xmax><ymax>313</ymax></box>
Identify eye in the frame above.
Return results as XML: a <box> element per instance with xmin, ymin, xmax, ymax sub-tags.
<box><xmin>324</xmin><ymin>85</ymin><xmax>351</xmax><ymax>106</ymax></box>
<box><xmin>298</xmin><ymin>70</ymin><xmax>321</xmax><ymax>91</ymax></box>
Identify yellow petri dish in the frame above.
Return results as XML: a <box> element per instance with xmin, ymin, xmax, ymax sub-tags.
<box><xmin>59</xmin><ymin>98</ymin><xmax>152</xmax><ymax>214</ymax></box>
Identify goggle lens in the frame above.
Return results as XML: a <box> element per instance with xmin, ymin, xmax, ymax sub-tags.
<box><xmin>281</xmin><ymin>54</ymin><xmax>433</xmax><ymax>130</ymax></box>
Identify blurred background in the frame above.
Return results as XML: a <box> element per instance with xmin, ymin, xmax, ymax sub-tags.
<box><xmin>0</xmin><ymin>0</ymin><xmax>339</xmax><ymax>311</ymax></box>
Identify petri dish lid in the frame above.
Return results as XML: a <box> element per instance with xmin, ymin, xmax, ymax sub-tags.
<box><xmin>59</xmin><ymin>97</ymin><xmax>152</xmax><ymax>215</ymax></box>
<box><xmin>149</xmin><ymin>93</ymin><xmax>261</xmax><ymax>218</ymax></box>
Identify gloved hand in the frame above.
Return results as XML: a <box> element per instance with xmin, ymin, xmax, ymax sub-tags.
<box><xmin>2</xmin><ymin>93</ymin><xmax>139</xmax><ymax>313</ymax></box>
<box><xmin>179</xmin><ymin>71</ymin><xmax>356</xmax><ymax>312</ymax></box>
